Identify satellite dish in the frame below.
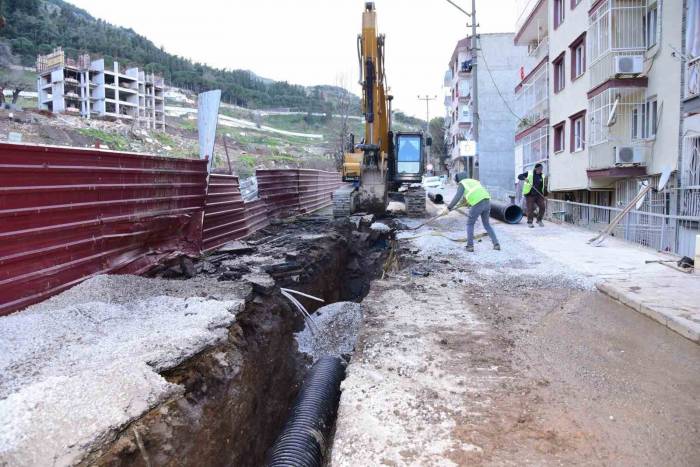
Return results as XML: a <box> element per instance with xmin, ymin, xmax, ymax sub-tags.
<box><xmin>657</xmin><ymin>165</ymin><xmax>673</xmax><ymax>191</ymax></box>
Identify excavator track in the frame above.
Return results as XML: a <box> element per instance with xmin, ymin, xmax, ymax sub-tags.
<box><xmin>404</xmin><ymin>186</ymin><xmax>427</xmax><ymax>218</ymax></box>
<box><xmin>333</xmin><ymin>184</ymin><xmax>356</xmax><ymax>218</ymax></box>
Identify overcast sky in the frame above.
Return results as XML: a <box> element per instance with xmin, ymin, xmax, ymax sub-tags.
<box><xmin>68</xmin><ymin>0</ymin><xmax>517</xmax><ymax>118</ymax></box>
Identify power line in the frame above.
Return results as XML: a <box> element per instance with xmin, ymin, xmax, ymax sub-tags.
<box><xmin>477</xmin><ymin>38</ymin><xmax>523</xmax><ymax>124</ymax></box>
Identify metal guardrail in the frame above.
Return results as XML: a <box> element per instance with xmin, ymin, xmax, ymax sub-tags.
<box><xmin>547</xmin><ymin>199</ymin><xmax>700</xmax><ymax>257</ymax></box>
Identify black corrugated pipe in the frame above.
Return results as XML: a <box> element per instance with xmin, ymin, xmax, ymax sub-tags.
<box><xmin>428</xmin><ymin>192</ymin><xmax>444</xmax><ymax>204</ymax></box>
<box><xmin>490</xmin><ymin>200</ymin><xmax>524</xmax><ymax>224</ymax></box>
<box><xmin>266</xmin><ymin>356</ymin><xmax>346</xmax><ymax>467</ymax></box>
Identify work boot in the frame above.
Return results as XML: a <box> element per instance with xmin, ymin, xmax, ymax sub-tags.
<box><xmin>528</xmin><ymin>223</ymin><xmax>534</xmax><ymax>229</ymax></box>
<box><xmin>493</xmin><ymin>244</ymin><xmax>501</xmax><ymax>251</ymax></box>
<box><xmin>537</xmin><ymin>220</ymin><xmax>544</xmax><ymax>227</ymax></box>
<box><xmin>466</xmin><ymin>245</ymin><xmax>474</xmax><ymax>252</ymax></box>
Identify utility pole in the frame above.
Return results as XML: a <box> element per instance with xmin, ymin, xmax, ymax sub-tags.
<box><xmin>444</xmin><ymin>0</ymin><xmax>479</xmax><ymax>178</ymax></box>
<box><xmin>418</xmin><ymin>95</ymin><xmax>437</xmax><ymax>174</ymax></box>
<box><xmin>469</xmin><ymin>0</ymin><xmax>479</xmax><ymax>179</ymax></box>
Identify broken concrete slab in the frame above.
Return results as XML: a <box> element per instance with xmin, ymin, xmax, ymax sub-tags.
<box><xmin>0</xmin><ymin>275</ymin><xmax>246</xmax><ymax>467</ymax></box>
<box><xmin>243</xmin><ymin>273</ymin><xmax>276</xmax><ymax>295</ymax></box>
<box><xmin>218</xmin><ymin>240</ymin><xmax>257</xmax><ymax>255</ymax></box>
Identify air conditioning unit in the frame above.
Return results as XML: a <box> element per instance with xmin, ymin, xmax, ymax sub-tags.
<box><xmin>614</xmin><ymin>55</ymin><xmax>644</xmax><ymax>76</ymax></box>
<box><xmin>614</xmin><ymin>146</ymin><xmax>646</xmax><ymax>165</ymax></box>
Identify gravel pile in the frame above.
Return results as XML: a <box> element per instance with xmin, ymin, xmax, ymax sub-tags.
<box><xmin>295</xmin><ymin>302</ymin><xmax>364</xmax><ymax>362</ymax></box>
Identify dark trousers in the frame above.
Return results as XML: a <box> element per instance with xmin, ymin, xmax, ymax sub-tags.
<box><xmin>526</xmin><ymin>195</ymin><xmax>546</xmax><ymax>223</ymax></box>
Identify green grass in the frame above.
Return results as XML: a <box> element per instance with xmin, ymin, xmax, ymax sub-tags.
<box><xmin>268</xmin><ymin>149</ymin><xmax>296</xmax><ymax>162</ymax></box>
<box><xmin>78</xmin><ymin>128</ymin><xmax>129</xmax><ymax>151</ymax></box>
<box><xmin>153</xmin><ymin>131</ymin><xmax>177</xmax><ymax>147</ymax></box>
<box><xmin>180</xmin><ymin>119</ymin><xmax>197</xmax><ymax>131</ymax></box>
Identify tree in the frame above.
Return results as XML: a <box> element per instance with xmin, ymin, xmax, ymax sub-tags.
<box><xmin>0</xmin><ymin>41</ymin><xmax>25</xmax><ymax>105</ymax></box>
<box><xmin>429</xmin><ymin>117</ymin><xmax>448</xmax><ymax>171</ymax></box>
<box><xmin>332</xmin><ymin>74</ymin><xmax>353</xmax><ymax>170</ymax></box>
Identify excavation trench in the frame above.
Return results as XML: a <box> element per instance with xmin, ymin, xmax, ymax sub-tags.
<box><xmin>81</xmin><ymin>216</ymin><xmax>392</xmax><ymax>467</ymax></box>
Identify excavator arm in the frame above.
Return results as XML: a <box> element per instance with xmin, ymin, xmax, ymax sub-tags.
<box><xmin>335</xmin><ymin>2</ymin><xmax>426</xmax><ymax>217</ymax></box>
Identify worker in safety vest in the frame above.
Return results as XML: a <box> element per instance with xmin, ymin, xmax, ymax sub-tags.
<box><xmin>517</xmin><ymin>163</ymin><xmax>547</xmax><ymax>228</ymax></box>
<box><xmin>444</xmin><ymin>172</ymin><xmax>500</xmax><ymax>252</ymax></box>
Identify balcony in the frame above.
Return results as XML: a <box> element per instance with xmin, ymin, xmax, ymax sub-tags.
<box><xmin>515</xmin><ymin>61</ymin><xmax>548</xmax><ymax>132</ymax></box>
<box><xmin>444</xmin><ymin>70</ymin><xmax>453</xmax><ymax>87</ymax></box>
<box><xmin>587</xmin><ymin>86</ymin><xmax>650</xmax><ymax>178</ymax></box>
<box><xmin>527</xmin><ymin>35</ymin><xmax>548</xmax><ymax>61</ymax></box>
<box><xmin>684</xmin><ymin>57</ymin><xmax>700</xmax><ymax>113</ymax></box>
<box><xmin>588</xmin><ymin>0</ymin><xmax>647</xmax><ymax>91</ymax></box>
<box><xmin>514</xmin><ymin>0</ymin><xmax>547</xmax><ymax>47</ymax></box>
<box><xmin>515</xmin><ymin>124</ymin><xmax>548</xmax><ymax>173</ymax></box>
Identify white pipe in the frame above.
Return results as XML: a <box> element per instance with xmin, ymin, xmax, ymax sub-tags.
<box><xmin>281</xmin><ymin>290</ymin><xmax>319</xmax><ymax>334</ymax></box>
<box><xmin>280</xmin><ymin>288</ymin><xmax>325</xmax><ymax>303</ymax></box>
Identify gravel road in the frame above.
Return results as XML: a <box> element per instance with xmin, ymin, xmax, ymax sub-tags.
<box><xmin>332</xmin><ymin>212</ymin><xmax>700</xmax><ymax>466</ymax></box>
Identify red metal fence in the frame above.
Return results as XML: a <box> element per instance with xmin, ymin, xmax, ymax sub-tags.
<box><xmin>0</xmin><ymin>143</ymin><xmax>208</xmax><ymax>315</ymax></box>
<box><xmin>201</xmin><ymin>174</ymin><xmax>270</xmax><ymax>253</ymax></box>
<box><xmin>258</xmin><ymin>169</ymin><xmax>341</xmax><ymax>218</ymax></box>
<box><xmin>0</xmin><ymin>143</ymin><xmax>342</xmax><ymax>316</ymax></box>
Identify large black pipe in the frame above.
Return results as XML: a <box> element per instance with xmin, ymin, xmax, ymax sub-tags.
<box><xmin>428</xmin><ymin>192</ymin><xmax>444</xmax><ymax>204</ymax></box>
<box><xmin>267</xmin><ymin>356</ymin><xmax>346</xmax><ymax>467</ymax></box>
<box><xmin>490</xmin><ymin>200</ymin><xmax>523</xmax><ymax>224</ymax></box>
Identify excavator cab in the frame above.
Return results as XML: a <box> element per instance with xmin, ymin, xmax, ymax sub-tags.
<box><xmin>392</xmin><ymin>132</ymin><xmax>425</xmax><ymax>185</ymax></box>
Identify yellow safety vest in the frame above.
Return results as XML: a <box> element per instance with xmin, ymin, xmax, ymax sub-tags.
<box><xmin>523</xmin><ymin>170</ymin><xmax>547</xmax><ymax>196</ymax></box>
<box><xmin>459</xmin><ymin>179</ymin><xmax>490</xmax><ymax>206</ymax></box>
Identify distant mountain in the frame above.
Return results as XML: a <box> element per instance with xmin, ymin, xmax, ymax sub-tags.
<box><xmin>0</xmin><ymin>0</ymin><xmax>360</xmax><ymax>113</ymax></box>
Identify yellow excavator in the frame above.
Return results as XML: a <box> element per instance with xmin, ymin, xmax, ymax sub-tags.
<box><xmin>333</xmin><ymin>2</ymin><xmax>428</xmax><ymax>217</ymax></box>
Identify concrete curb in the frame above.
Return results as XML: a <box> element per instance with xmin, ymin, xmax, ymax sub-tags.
<box><xmin>596</xmin><ymin>282</ymin><xmax>700</xmax><ymax>344</ymax></box>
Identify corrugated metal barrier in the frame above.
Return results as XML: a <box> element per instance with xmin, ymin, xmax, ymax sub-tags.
<box><xmin>201</xmin><ymin>173</ymin><xmax>270</xmax><ymax>252</ymax></box>
<box><xmin>0</xmin><ymin>143</ymin><xmax>208</xmax><ymax>316</ymax></box>
<box><xmin>0</xmin><ymin>143</ymin><xmax>341</xmax><ymax>316</ymax></box>
<box><xmin>258</xmin><ymin>169</ymin><xmax>341</xmax><ymax>218</ymax></box>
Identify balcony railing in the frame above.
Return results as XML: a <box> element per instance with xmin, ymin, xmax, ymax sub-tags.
<box><xmin>588</xmin><ymin>0</ymin><xmax>646</xmax><ymax>89</ymax></box>
<box><xmin>589</xmin><ymin>87</ymin><xmax>650</xmax><ymax>169</ymax></box>
<box><xmin>527</xmin><ymin>35</ymin><xmax>548</xmax><ymax>61</ymax></box>
<box><xmin>515</xmin><ymin>64</ymin><xmax>548</xmax><ymax>129</ymax></box>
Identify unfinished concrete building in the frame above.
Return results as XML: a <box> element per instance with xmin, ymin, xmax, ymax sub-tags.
<box><xmin>36</xmin><ymin>48</ymin><xmax>165</xmax><ymax>129</ymax></box>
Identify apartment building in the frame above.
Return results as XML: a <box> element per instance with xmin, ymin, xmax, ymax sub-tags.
<box><xmin>681</xmin><ymin>0</ymin><xmax>700</xmax><ymax>254</ymax></box>
<box><xmin>444</xmin><ymin>34</ymin><xmax>532</xmax><ymax>198</ymax></box>
<box><xmin>514</xmin><ymin>0</ymin><xmax>683</xmax><ymax>206</ymax></box>
<box><xmin>513</xmin><ymin>0</ymin><xmax>700</xmax><ymax>256</ymax></box>
<box><xmin>36</xmin><ymin>48</ymin><xmax>165</xmax><ymax>129</ymax></box>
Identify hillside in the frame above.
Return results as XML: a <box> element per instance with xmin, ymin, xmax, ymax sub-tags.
<box><xmin>0</xmin><ymin>0</ymin><xmax>360</xmax><ymax>113</ymax></box>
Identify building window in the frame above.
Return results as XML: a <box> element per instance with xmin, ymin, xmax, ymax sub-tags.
<box><xmin>645</xmin><ymin>3</ymin><xmax>659</xmax><ymax>48</ymax></box>
<box><xmin>553</xmin><ymin>54</ymin><xmax>565</xmax><ymax>93</ymax></box>
<box><xmin>570</xmin><ymin>111</ymin><xmax>585</xmax><ymax>152</ymax></box>
<box><xmin>643</xmin><ymin>97</ymin><xmax>658</xmax><ymax>139</ymax></box>
<box><xmin>569</xmin><ymin>33</ymin><xmax>586</xmax><ymax>80</ymax></box>
<box><xmin>554</xmin><ymin>0</ymin><xmax>565</xmax><ymax>29</ymax></box>
<box><xmin>553</xmin><ymin>122</ymin><xmax>566</xmax><ymax>153</ymax></box>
